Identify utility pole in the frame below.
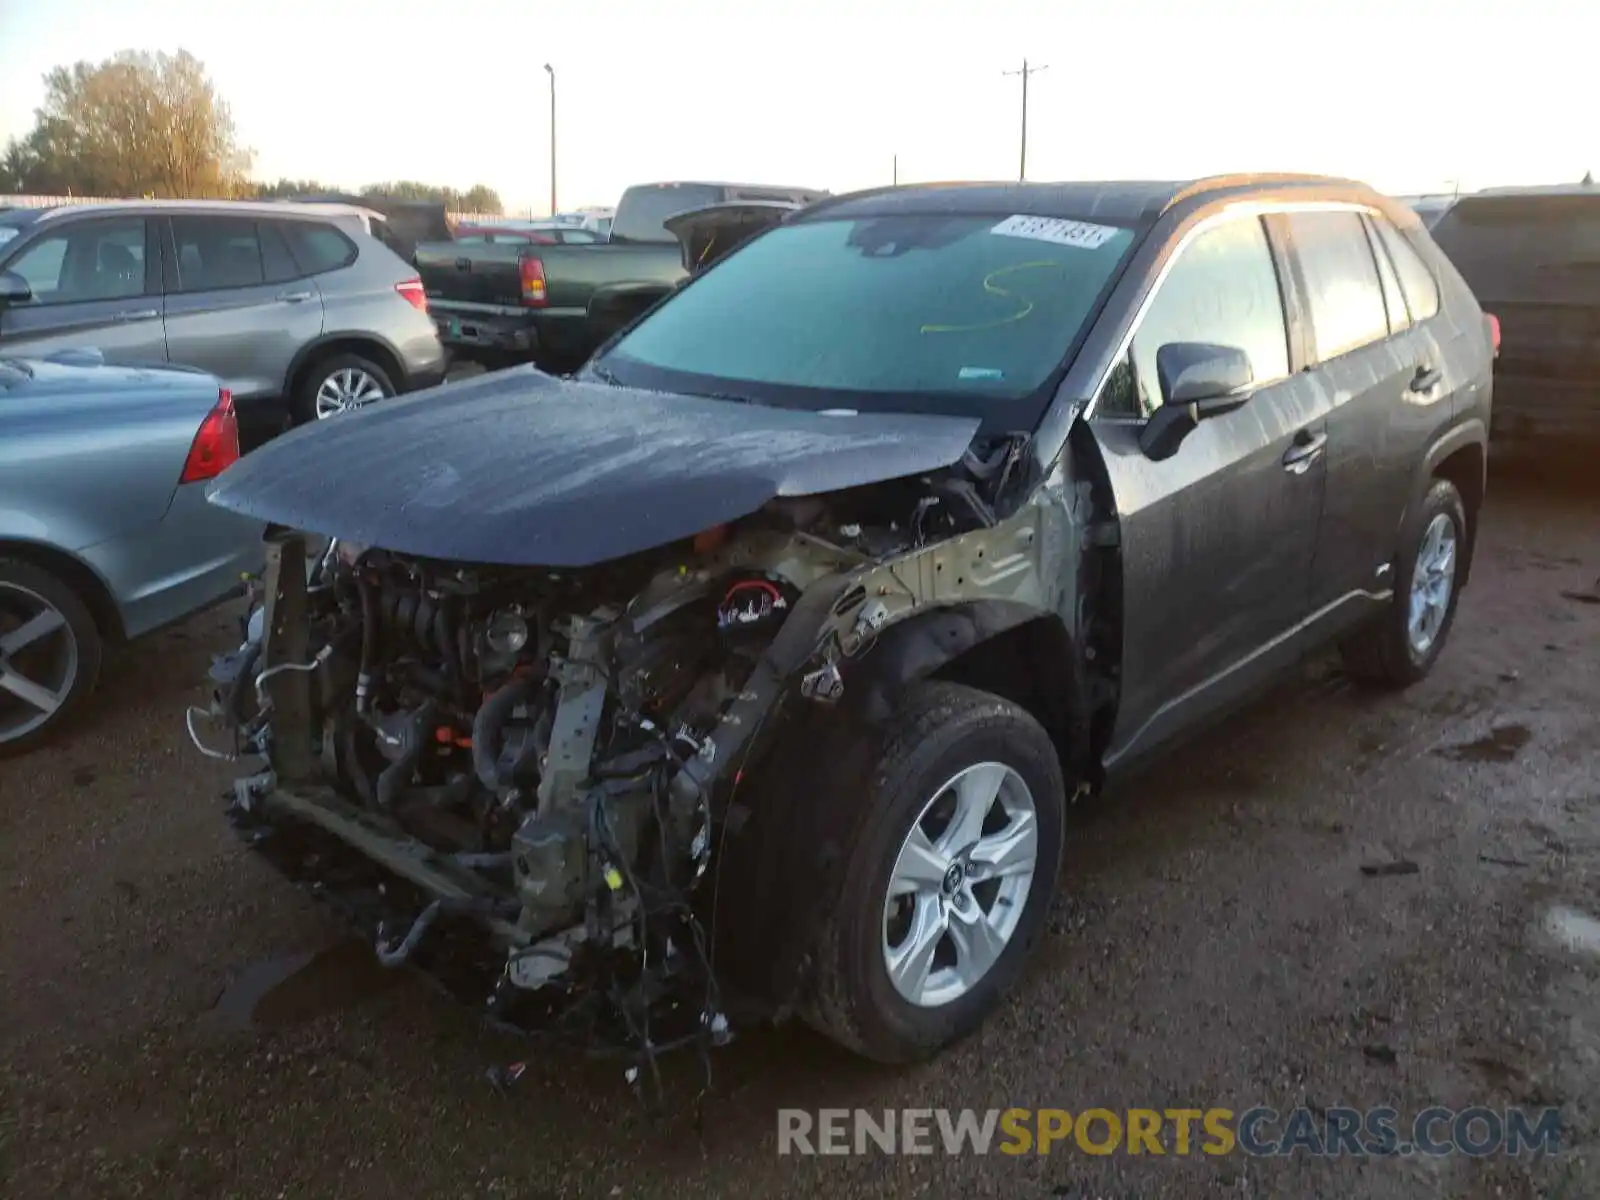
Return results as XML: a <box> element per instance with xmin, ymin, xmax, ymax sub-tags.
<box><xmin>543</xmin><ymin>63</ymin><xmax>557</xmax><ymax>215</ymax></box>
<box><xmin>893</xmin><ymin>154</ymin><xmax>898</xmax><ymax>186</ymax></box>
<box><xmin>1003</xmin><ymin>59</ymin><xmax>1048</xmax><ymax>181</ymax></box>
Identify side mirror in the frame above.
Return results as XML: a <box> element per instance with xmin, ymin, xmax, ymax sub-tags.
<box><xmin>0</xmin><ymin>271</ymin><xmax>31</xmax><ymax>309</ymax></box>
<box><xmin>1138</xmin><ymin>342</ymin><xmax>1254</xmax><ymax>461</ymax></box>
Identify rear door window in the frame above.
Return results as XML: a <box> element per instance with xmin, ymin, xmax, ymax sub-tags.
<box><xmin>259</xmin><ymin>221</ymin><xmax>303</xmax><ymax>284</ymax></box>
<box><xmin>1369</xmin><ymin>217</ymin><xmax>1440</xmax><ymax>322</ymax></box>
<box><xmin>1286</xmin><ymin>211</ymin><xmax>1390</xmax><ymax>362</ymax></box>
<box><xmin>1362</xmin><ymin>216</ymin><xmax>1410</xmax><ymax>333</ymax></box>
<box><xmin>170</xmin><ymin>216</ymin><xmax>265</xmax><ymax>292</ymax></box>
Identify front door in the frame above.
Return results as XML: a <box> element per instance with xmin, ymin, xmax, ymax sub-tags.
<box><xmin>1086</xmin><ymin>212</ymin><xmax>1330</xmax><ymax>767</ymax></box>
<box><xmin>0</xmin><ymin>216</ymin><xmax>167</xmax><ymax>366</ymax></box>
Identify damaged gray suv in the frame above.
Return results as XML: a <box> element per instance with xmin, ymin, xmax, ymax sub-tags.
<box><xmin>195</xmin><ymin>174</ymin><xmax>1494</xmax><ymax>1068</ymax></box>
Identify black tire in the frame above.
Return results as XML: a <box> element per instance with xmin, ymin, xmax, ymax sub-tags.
<box><xmin>0</xmin><ymin>558</ymin><xmax>104</xmax><ymax>758</ymax></box>
<box><xmin>291</xmin><ymin>353</ymin><xmax>395</xmax><ymax>425</ymax></box>
<box><xmin>1339</xmin><ymin>477</ymin><xmax>1468</xmax><ymax>689</ymax></box>
<box><xmin>803</xmin><ymin>682</ymin><xmax>1067</xmax><ymax>1063</ymax></box>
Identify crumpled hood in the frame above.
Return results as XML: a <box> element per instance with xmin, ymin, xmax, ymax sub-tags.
<box><xmin>206</xmin><ymin>366</ymin><xmax>981</xmax><ymax>567</ymax></box>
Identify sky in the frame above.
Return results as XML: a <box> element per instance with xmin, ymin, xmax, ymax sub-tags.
<box><xmin>0</xmin><ymin>0</ymin><xmax>1588</xmax><ymax>215</ymax></box>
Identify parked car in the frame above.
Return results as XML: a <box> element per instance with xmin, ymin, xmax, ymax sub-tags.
<box><xmin>0</xmin><ymin>200</ymin><xmax>448</xmax><ymax>449</ymax></box>
<box><xmin>0</xmin><ymin>350</ymin><xmax>263</xmax><ymax>756</ymax></box>
<box><xmin>1416</xmin><ymin>184</ymin><xmax>1597</xmax><ymax>441</ymax></box>
<box><xmin>414</xmin><ymin>181</ymin><xmax>825</xmax><ymax>370</ymax></box>
<box><xmin>200</xmin><ymin>173</ymin><xmax>1492</xmax><ymax>1067</ymax></box>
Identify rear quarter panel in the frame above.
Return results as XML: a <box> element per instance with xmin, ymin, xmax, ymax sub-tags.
<box><xmin>317</xmin><ymin>249</ymin><xmax>445</xmax><ymax>385</ymax></box>
<box><xmin>0</xmin><ymin>375</ymin><xmax>221</xmax><ymax>553</ymax></box>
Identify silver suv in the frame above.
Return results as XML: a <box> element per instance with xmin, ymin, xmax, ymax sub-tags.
<box><xmin>0</xmin><ymin>200</ymin><xmax>447</xmax><ymax>446</ymax></box>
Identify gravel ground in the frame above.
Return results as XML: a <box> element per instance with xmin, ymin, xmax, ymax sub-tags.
<box><xmin>2</xmin><ymin>459</ymin><xmax>1596</xmax><ymax>1200</ymax></box>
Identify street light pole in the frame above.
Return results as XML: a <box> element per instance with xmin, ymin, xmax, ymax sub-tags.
<box><xmin>1002</xmin><ymin>58</ymin><xmax>1048</xmax><ymax>181</ymax></box>
<box><xmin>543</xmin><ymin>63</ymin><xmax>557</xmax><ymax>215</ymax></box>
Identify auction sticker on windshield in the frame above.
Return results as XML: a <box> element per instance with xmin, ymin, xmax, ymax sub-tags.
<box><xmin>991</xmin><ymin>215</ymin><xmax>1119</xmax><ymax>250</ymax></box>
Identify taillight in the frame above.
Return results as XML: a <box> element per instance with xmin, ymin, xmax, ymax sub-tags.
<box><xmin>1485</xmin><ymin>312</ymin><xmax>1501</xmax><ymax>358</ymax></box>
<box><xmin>395</xmin><ymin>277</ymin><xmax>428</xmax><ymax>313</ymax></box>
<box><xmin>180</xmin><ymin>389</ymin><xmax>240</xmax><ymax>485</ymax></box>
<box><xmin>519</xmin><ymin>255</ymin><xmax>547</xmax><ymax>307</ymax></box>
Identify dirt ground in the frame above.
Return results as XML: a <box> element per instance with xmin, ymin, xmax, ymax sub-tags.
<box><xmin>1</xmin><ymin>458</ymin><xmax>1596</xmax><ymax>1200</ymax></box>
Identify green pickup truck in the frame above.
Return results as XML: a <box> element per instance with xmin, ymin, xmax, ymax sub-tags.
<box><xmin>416</xmin><ymin>180</ymin><xmax>826</xmax><ymax>370</ymax></box>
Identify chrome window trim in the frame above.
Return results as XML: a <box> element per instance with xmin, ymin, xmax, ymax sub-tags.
<box><xmin>1083</xmin><ymin>199</ymin><xmax>1382</xmax><ymax>421</ymax></box>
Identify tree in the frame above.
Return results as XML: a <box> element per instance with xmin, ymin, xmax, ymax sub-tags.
<box><xmin>460</xmin><ymin>185</ymin><xmax>504</xmax><ymax>214</ymax></box>
<box><xmin>253</xmin><ymin>178</ymin><xmax>343</xmax><ymax>200</ymax></box>
<box><xmin>1</xmin><ymin>50</ymin><xmax>252</xmax><ymax>198</ymax></box>
<box><xmin>360</xmin><ymin>180</ymin><xmax>503</xmax><ymax>213</ymax></box>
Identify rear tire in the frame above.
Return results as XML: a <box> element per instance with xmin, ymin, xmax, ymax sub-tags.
<box><xmin>0</xmin><ymin>558</ymin><xmax>103</xmax><ymax>759</ymax></box>
<box><xmin>803</xmin><ymin>682</ymin><xmax>1067</xmax><ymax>1064</ymax></box>
<box><xmin>292</xmin><ymin>353</ymin><xmax>395</xmax><ymax>424</ymax></box>
<box><xmin>1339</xmin><ymin>477</ymin><xmax>1468</xmax><ymax>689</ymax></box>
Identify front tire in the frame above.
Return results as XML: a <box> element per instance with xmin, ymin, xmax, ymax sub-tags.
<box><xmin>293</xmin><ymin>353</ymin><xmax>395</xmax><ymax>424</ymax></box>
<box><xmin>0</xmin><ymin>558</ymin><xmax>103</xmax><ymax>758</ymax></box>
<box><xmin>1339</xmin><ymin>477</ymin><xmax>1468</xmax><ymax>688</ymax></box>
<box><xmin>804</xmin><ymin>682</ymin><xmax>1067</xmax><ymax>1063</ymax></box>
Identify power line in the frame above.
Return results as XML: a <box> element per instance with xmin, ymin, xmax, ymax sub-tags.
<box><xmin>1002</xmin><ymin>59</ymin><xmax>1048</xmax><ymax>181</ymax></box>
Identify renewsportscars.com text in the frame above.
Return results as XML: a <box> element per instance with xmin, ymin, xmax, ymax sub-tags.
<box><xmin>777</xmin><ymin>1106</ymin><xmax>1563</xmax><ymax>1158</ymax></box>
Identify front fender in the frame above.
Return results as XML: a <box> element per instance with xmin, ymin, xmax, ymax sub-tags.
<box><xmin>839</xmin><ymin>599</ymin><xmax>1057</xmax><ymax>721</ymax></box>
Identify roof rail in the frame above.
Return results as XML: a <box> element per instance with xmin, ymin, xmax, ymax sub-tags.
<box><xmin>1162</xmin><ymin>172</ymin><xmax>1373</xmax><ymax>212</ymax></box>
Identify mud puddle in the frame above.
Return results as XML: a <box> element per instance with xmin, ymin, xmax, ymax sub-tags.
<box><xmin>207</xmin><ymin>938</ymin><xmax>410</xmax><ymax>1030</ymax></box>
<box><xmin>1436</xmin><ymin>722</ymin><xmax>1533</xmax><ymax>763</ymax></box>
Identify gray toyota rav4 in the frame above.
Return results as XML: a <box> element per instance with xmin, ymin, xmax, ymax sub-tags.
<box><xmin>0</xmin><ymin>200</ymin><xmax>447</xmax><ymax>447</ymax></box>
<box><xmin>196</xmin><ymin>173</ymin><xmax>1493</xmax><ymax>1071</ymax></box>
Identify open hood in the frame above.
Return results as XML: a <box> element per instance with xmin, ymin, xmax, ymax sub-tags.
<box><xmin>205</xmin><ymin>367</ymin><xmax>980</xmax><ymax>568</ymax></box>
<box><xmin>664</xmin><ymin>201</ymin><xmax>801</xmax><ymax>274</ymax></box>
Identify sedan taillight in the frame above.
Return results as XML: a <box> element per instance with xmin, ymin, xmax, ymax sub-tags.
<box><xmin>180</xmin><ymin>389</ymin><xmax>240</xmax><ymax>485</ymax></box>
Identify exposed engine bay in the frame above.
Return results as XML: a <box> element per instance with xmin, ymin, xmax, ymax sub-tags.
<box><xmin>194</xmin><ymin>432</ymin><xmax>1084</xmax><ymax>1086</ymax></box>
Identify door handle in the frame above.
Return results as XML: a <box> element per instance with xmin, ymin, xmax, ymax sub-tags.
<box><xmin>277</xmin><ymin>290</ymin><xmax>315</xmax><ymax>303</ymax></box>
<box><xmin>1282</xmin><ymin>428</ymin><xmax>1327</xmax><ymax>474</ymax></box>
<box><xmin>114</xmin><ymin>308</ymin><xmax>159</xmax><ymax>321</ymax></box>
<box><xmin>1410</xmin><ymin>364</ymin><xmax>1442</xmax><ymax>393</ymax></box>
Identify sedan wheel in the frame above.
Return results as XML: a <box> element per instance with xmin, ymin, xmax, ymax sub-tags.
<box><xmin>883</xmin><ymin>761</ymin><xmax>1039</xmax><ymax>1008</ymax></box>
<box><xmin>314</xmin><ymin>367</ymin><xmax>388</xmax><ymax>418</ymax></box>
<box><xmin>0</xmin><ymin>562</ymin><xmax>102</xmax><ymax>756</ymax></box>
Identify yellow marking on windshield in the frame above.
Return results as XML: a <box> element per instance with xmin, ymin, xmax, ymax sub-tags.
<box><xmin>919</xmin><ymin>260</ymin><xmax>1064</xmax><ymax>334</ymax></box>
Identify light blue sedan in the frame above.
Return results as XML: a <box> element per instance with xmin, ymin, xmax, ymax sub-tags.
<box><xmin>0</xmin><ymin>349</ymin><xmax>266</xmax><ymax>755</ymax></box>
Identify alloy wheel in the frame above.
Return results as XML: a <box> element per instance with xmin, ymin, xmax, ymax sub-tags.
<box><xmin>882</xmin><ymin>760</ymin><xmax>1039</xmax><ymax>1008</ymax></box>
<box><xmin>314</xmin><ymin>368</ymin><xmax>387</xmax><ymax>418</ymax></box>
<box><xmin>1408</xmin><ymin>512</ymin><xmax>1458</xmax><ymax>656</ymax></box>
<box><xmin>0</xmin><ymin>582</ymin><xmax>79</xmax><ymax>744</ymax></box>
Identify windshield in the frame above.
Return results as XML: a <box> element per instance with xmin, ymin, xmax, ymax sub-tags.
<box><xmin>599</xmin><ymin>212</ymin><xmax>1135</xmax><ymax>420</ymax></box>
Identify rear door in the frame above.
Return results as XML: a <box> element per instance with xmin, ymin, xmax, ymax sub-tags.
<box><xmin>1087</xmin><ymin>210</ymin><xmax>1328</xmax><ymax>765</ymax></box>
<box><xmin>1278</xmin><ymin>209</ymin><xmax>1423</xmax><ymax>609</ymax></box>
<box><xmin>0</xmin><ymin>215</ymin><xmax>167</xmax><ymax>366</ymax></box>
<box><xmin>160</xmin><ymin>214</ymin><xmax>325</xmax><ymax>400</ymax></box>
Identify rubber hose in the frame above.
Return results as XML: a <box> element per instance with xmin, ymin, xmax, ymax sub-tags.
<box><xmin>471</xmin><ymin>674</ymin><xmax>540</xmax><ymax>790</ymax></box>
